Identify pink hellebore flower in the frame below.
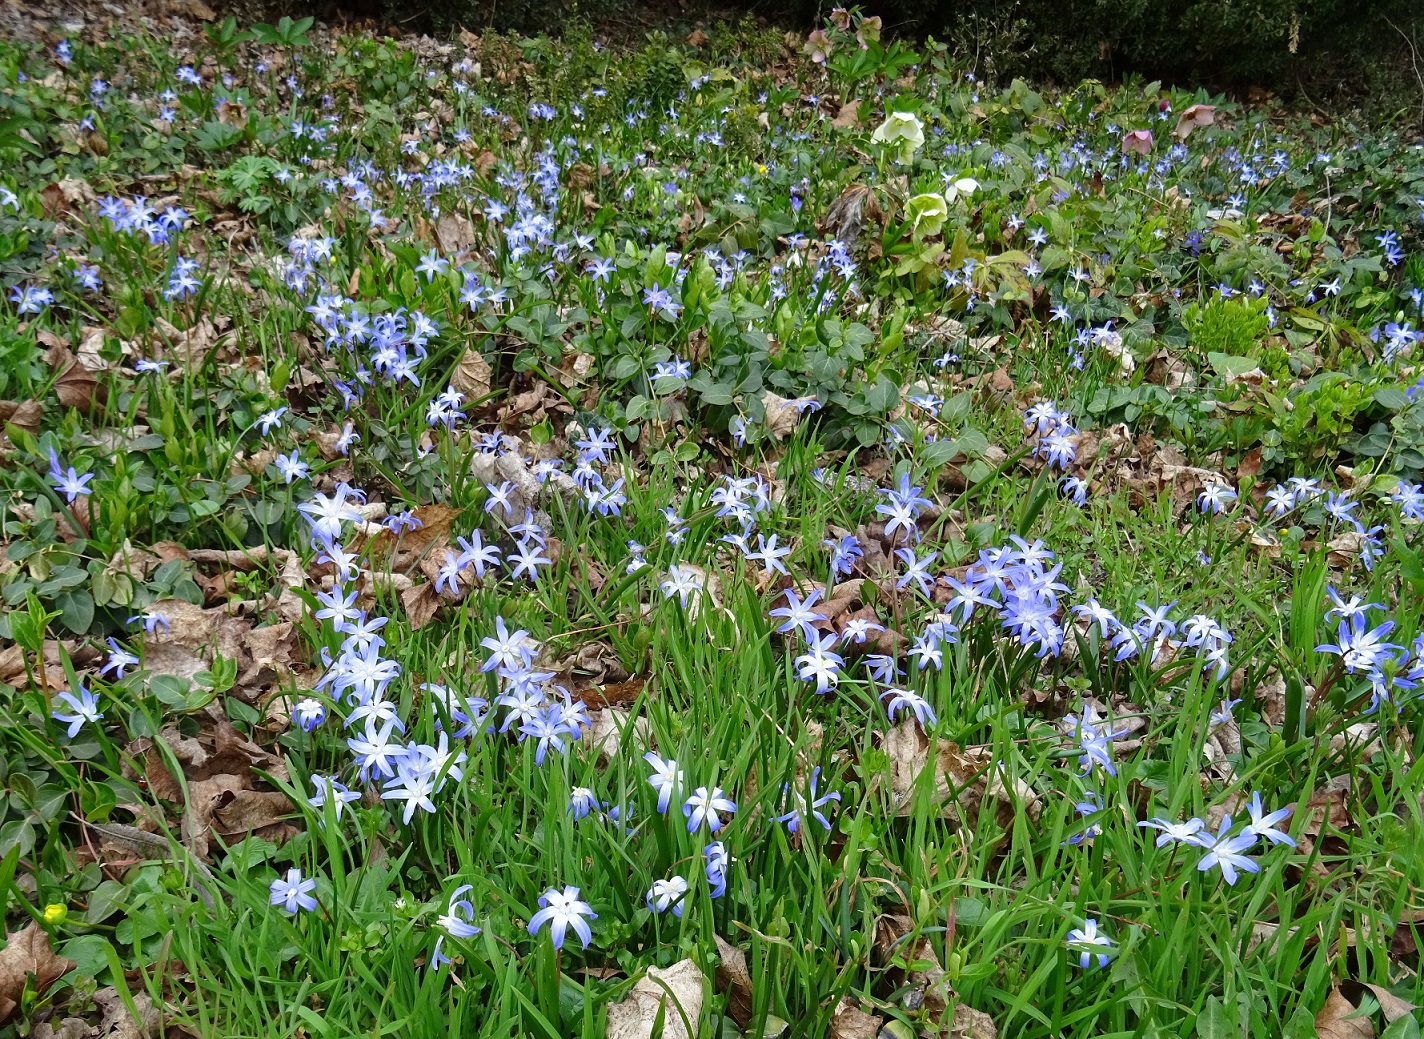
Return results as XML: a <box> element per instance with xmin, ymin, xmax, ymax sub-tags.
<box><xmin>1174</xmin><ymin>103</ymin><xmax>1216</xmax><ymax>140</ymax></box>
<box><xmin>805</xmin><ymin>30</ymin><xmax>833</xmax><ymax>63</ymax></box>
<box><xmin>1121</xmin><ymin>129</ymin><xmax>1154</xmax><ymax>156</ymax></box>
<box><xmin>856</xmin><ymin>15</ymin><xmax>882</xmax><ymax>49</ymax></box>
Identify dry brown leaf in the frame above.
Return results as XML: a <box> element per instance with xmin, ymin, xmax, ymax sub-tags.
<box><xmin>0</xmin><ymin>658</ymin><xmax>68</xmax><ymax>693</ymax></box>
<box><xmin>1328</xmin><ymin>722</ymin><xmax>1383</xmax><ymax>757</ymax></box>
<box><xmin>819</xmin><ymin>183</ymin><xmax>883</xmax><ymax>248</ymax></box>
<box><xmin>143</xmin><ymin>598</ymin><xmax>264</xmax><ymax>674</ymax></box>
<box><xmin>450</xmin><ymin>347</ymin><xmax>492</xmax><ymax>399</ymax></box>
<box><xmin>873</xmin><ymin>914</ymin><xmax>992</xmax><ymax>1034</ymax></box>
<box><xmin>141</xmin><ymin>641</ymin><xmax>208</xmax><ymax>682</ymax></box>
<box><xmin>186</xmin><ymin>546</ymin><xmax>288</xmax><ymax>573</ymax></box>
<box><xmin>236</xmin><ymin>448</ymin><xmax>278</xmax><ymax>478</ymax></box>
<box><xmin>1237</xmin><ymin>446</ymin><xmax>1262</xmax><ymax>479</ymax></box>
<box><xmin>1327</xmin><ymin>531</ymin><xmax>1366</xmax><ymax>568</ymax></box>
<box><xmin>54</xmin><ymin>360</ymin><xmax>100</xmax><ymax>414</ymax></box>
<box><xmin>1360</xmin><ymin>983</ymin><xmax>1416</xmax><ymax>1023</ymax></box>
<box><xmin>575</xmin><ymin>678</ymin><xmax>645</xmax><ymax>710</ymax></box>
<box><xmin>180</xmin><ymin>768</ymin><xmax>239</xmax><ymax>859</ymax></box>
<box><xmin>153</xmin><ymin>317</ymin><xmax>232</xmax><ymax>369</ymax></box>
<box><xmin>883</xmin><ymin>720</ymin><xmax>1039</xmax><ymax>829</ymax></box>
<box><xmin>470</xmin><ymin>446</ymin><xmax>577</xmax><ymax>517</ymax></box>
<box><xmin>108</xmin><ymin>541</ymin><xmax>164</xmax><ymax>581</ymax></box>
<box><xmin>400</xmin><ymin>582</ymin><xmax>442</xmax><ymax>630</ymax></box>
<box><xmin>37</xmin><ymin>331</ymin><xmax>70</xmax><ymax>355</ymax></box>
<box><xmin>151</xmin><ymin>538</ymin><xmax>195</xmax><ymax>563</ymax></box>
<box><xmin>1152</xmin><ymin>462</ymin><xmax>1232</xmax><ymax>518</ymax></box>
<box><xmin>176</xmin><ymin>0</ymin><xmax>217</xmax><ymax>20</ymax></box>
<box><xmin>57</xmin><ymin>177</ymin><xmax>96</xmax><ymax>208</ymax></box>
<box><xmin>417</xmin><ymin>549</ymin><xmax>465</xmax><ymax>600</ymax></box>
<box><xmin>1315</xmin><ymin>988</ymin><xmax>1373</xmax><ymax>1039</ymax></box>
<box><xmin>554</xmin><ymin>352</ymin><xmax>595</xmax><ymax>389</ymax></box>
<box><xmin>40</xmin><ymin>185</ymin><xmax>71</xmax><ymax>219</ymax></box>
<box><xmin>829</xmin><ymin>998</ymin><xmax>879</xmax><ymax>1039</ymax></box>
<box><xmin>947</xmin><ymin>1003</ymin><xmax>998</xmax><ymax>1038</ymax></box>
<box><xmin>176</xmin><ymin>752</ymin><xmax>296</xmax><ymax>861</ymax></box>
<box><xmin>1141</xmin><ymin>350</ymin><xmax>1195</xmax><ymax>390</ymax></box>
<box><xmin>365</xmin><ymin>503</ymin><xmax>460</xmax><ymax>570</ymax></box>
<box><xmin>605</xmin><ymin>959</ymin><xmax>703</xmax><ymax>1039</ymax></box>
<box><xmin>0</xmin><ymin>922</ymin><xmax>76</xmax><ymax>1024</ymax></box>
<box><xmin>1248</xmin><ymin>529</ymin><xmax>1282</xmax><ymax>558</ymax></box>
<box><xmin>1225</xmin><ymin>367</ymin><xmax>1267</xmax><ymax>390</ymax></box>
<box><xmin>814</xmin><ymin>592</ymin><xmax>860</xmax><ymax>625</ymax></box>
<box><xmin>1239</xmin><ymin>669</ymin><xmax>1286</xmax><ymax>726</ymax></box>
<box><xmin>831</xmin><ymin>102</ymin><xmax>861</xmax><ymax>129</ymax></box>
<box><xmin>713</xmin><ymin>935</ymin><xmax>754</xmax><ymax>1027</ymax></box>
<box><xmin>211</xmin><ymin>787</ymin><xmax>294</xmax><ymax>842</ymax></box>
<box><xmin>470</xmin><ymin>149</ymin><xmax>498</xmax><ymax>177</ymax></box>
<box><xmin>434</xmin><ymin>212</ymin><xmax>476</xmax><ymax>255</ymax></box>
<box><xmin>92</xmin><ymin>984</ymin><xmax>162</xmax><ymax>1039</ymax></box>
<box><xmin>31</xmin><ymin>1017</ymin><xmax>94</xmax><ymax>1039</ymax></box>
<box><xmin>132</xmin><ymin>718</ymin><xmax>289</xmax><ymax>806</ymax></box>
<box><xmin>1246</xmin><ymin>921</ymin><xmax>1283</xmax><ymax>955</ymax></box>
<box><xmin>0</xmin><ymin>636</ymin><xmax>101</xmax><ymax>690</ymax></box>
<box><xmin>585</xmin><ymin>708</ymin><xmax>648</xmax><ymax>763</ymax></box>
<box><xmin>761</xmin><ymin>392</ymin><xmax>803</xmax><ymax>439</ymax></box>
<box><xmin>312</xmin><ymin>428</ymin><xmax>345</xmax><ymax>461</ymax></box>
<box><xmin>567</xmin><ymin>642</ymin><xmax>631</xmax><ymax>685</ymax></box>
<box><xmin>844</xmin><ymin>525</ymin><xmax>891</xmax><ymax>578</ymax></box>
<box><xmin>261</xmin><ymin>691</ymin><xmax>295</xmax><ymax>733</ymax></box>
<box><xmin>1298</xmin><ymin>777</ymin><xmax>1353</xmax><ymax>839</ymax></box>
<box><xmin>1389</xmin><ymin>909</ymin><xmax>1424</xmax><ymax>962</ymax></box>
<box><xmin>245</xmin><ymin>623</ymin><xmax>295</xmax><ymax>671</ymax></box>
<box><xmin>0</xmin><ymin>399</ymin><xmax>42</xmax><ymax>435</ymax></box>
<box><xmin>155</xmin><ymin>596</ymin><xmax>294</xmax><ymax>692</ymax></box>
<box><xmin>506</xmin><ymin>380</ymin><xmax>549</xmax><ymax>417</ymax></box>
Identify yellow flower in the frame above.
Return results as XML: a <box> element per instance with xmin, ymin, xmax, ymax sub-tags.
<box><xmin>43</xmin><ymin>903</ymin><xmax>68</xmax><ymax>925</ymax></box>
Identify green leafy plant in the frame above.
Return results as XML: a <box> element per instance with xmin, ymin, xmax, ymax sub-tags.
<box><xmin>1183</xmin><ymin>294</ymin><xmax>1271</xmax><ymax>369</ymax></box>
<box><xmin>248</xmin><ymin>16</ymin><xmax>314</xmax><ymax>49</ymax></box>
<box><xmin>215</xmin><ymin>155</ymin><xmax>283</xmax><ymax>211</ymax></box>
<box><xmin>815</xmin><ymin>9</ymin><xmax>921</xmax><ymax>93</ymax></box>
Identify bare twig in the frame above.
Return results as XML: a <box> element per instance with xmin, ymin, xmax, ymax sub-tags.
<box><xmin>1383</xmin><ymin>17</ymin><xmax>1424</xmax><ymax>129</ymax></box>
<box><xmin>69</xmin><ymin>813</ymin><xmax>220</xmax><ymax>908</ymax></box>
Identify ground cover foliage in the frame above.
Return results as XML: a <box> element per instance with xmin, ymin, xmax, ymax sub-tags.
<box><xmin>0</xmin><ymin>7</ymin><xmax>1423</xmax><ymax>1039</ymax></box>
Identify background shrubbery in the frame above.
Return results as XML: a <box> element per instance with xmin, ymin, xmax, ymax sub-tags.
<box><xmin>920</xmin><ymin>0</ymin><xmax>1422</xmax><ymax>107</ymax></box>
<box><xmin>369</xmin><ymin>0</ymin><xmax>1423</xmax><ymax>116</ymax></box>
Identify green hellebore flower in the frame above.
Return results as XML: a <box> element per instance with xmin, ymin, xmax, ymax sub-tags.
<box><xmin>906</xmin><ymin>192</ymin><xmax>949</xmax><ymax>238</ymax></box>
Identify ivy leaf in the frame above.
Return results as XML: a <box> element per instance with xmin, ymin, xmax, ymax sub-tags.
<box><xmin>55</xmin><ymin>589</ymin><xmax>94</xmax><ymax>634</ymax></box>
<box><xmin>955</xmin><ymin>427</ymin><xmax>991</xmax><ymax>458</ymax></box>
<box><xmin>1193</xmin><ymin>995</ymin><xmax>1233</xmax><ymax>1039</ymax></box>
<box><xmin>921</xmin><ymin>440</ymin><xmax>960</xmax><ymax>467</ymax></box>
<box><xmin>941</xmin><ymin>391</ymin><xmax>973</xmax><ymax>423</ymax></box>
<box><xmin>863</xmin><ymin>374</ymin><xmax>899</xmax><ymax>414</ymax></box>
<box><xmin>1372</xmin><ymin>388</ymin><xmax>1411</xmax><ymax>410</ymax></box>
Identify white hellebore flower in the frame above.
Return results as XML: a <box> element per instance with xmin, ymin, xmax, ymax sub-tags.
<box><xmin>943</xmin><ymin>177</ymin><xmax>980</xmax><ymax>204</ymax></box>
<box><xmin>871</xmin><ymin>111</ymin><xmax>925</xmax><ymax>164</ymax></box>
<box><xmin>906</xmin><ymin>193</ymin><xmax>949</xmax><ymax>238</ymax></box>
